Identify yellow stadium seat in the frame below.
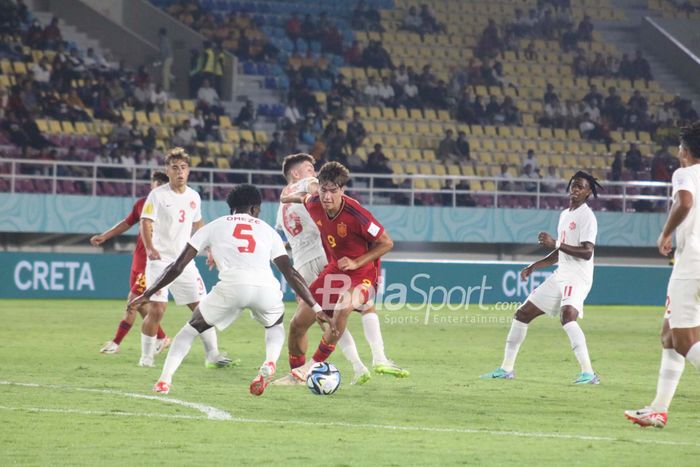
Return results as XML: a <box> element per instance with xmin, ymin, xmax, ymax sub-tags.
<box><xmin>482</xmin><ymin>140</ymin><xmax>495</xmax><ymax>152</ymax></box>
<box><xmin>389</xmin><ymin>122</ymin><xmax>403</xmax><ymax>134</ymax></box>
<box><xmin>369</xmin><ymin>107</ymin><xmax>382</xmax><ymax>119</ymax></box>
<box><xmin>148</xmin><ymin>112</ymin><xmax>162</xmax><ymax>125</ymax></box>
<box><xmin>396</xmin><ymin>108</ymin><xmax>409</xmax><ymax>119</ymax></box>
<box><xmin>240</xmin><ymin>129</ymin><xmax>254</xmax><ymax>142</ymax></box>
<box><xmin>407</xmin><ymin>149</ymin><xmax>422</xmax><ymax>161</ymax></box>
<box><xmin>217</xmin><ymin>157</ymin><xmax>230</xmax><ymax>169</ymax></box>
<box><xmin>410</xmin><ymin>109</ymin><xmax>423</xmax><ymax>120</ymax></box>
<box><xmin>483</xmin><ymin>126</ymin><xmax>498</xmax><ymax>137</ymax></box>
<box><xmin>437</xmin><ymin>110</ymin><xmax>450</xmax><ymax>121</ymax></box>
<box><xmin>375</xmin><ymin>121</ymin><xmax>389</xmax><ymax>133</ymax></box>
<box><xmin>36</xmin><ymin>119</ymin><xmax>49</xmax><ymax>133</ymax></box>
<box><xmin>254</xmin><ymin>131</ymin><xmax>268</xmax><ymax>143</ymax></box>
<box><xmin>639</xmin><ymin>131</ymin><xmax>651</xmax><ymax>142</ymax></box>
<box><xmin>382</xmin><ymin>107</ymin><xmax>396</xmax><ymax>120</ymax></box>
<box><xmin>554</xmin><ymin>128</ymin><xmax>567</xmax><ymax>139</ymax></box>
<box><xmin>219</xmin><ymin>115</ymin><xmax>232</xmax><ymax>128</ymax></box>
<box><xmin>417</xmin><ymin>122</ymin><xmax>431</xmax><ymax>134</ymax></box>
<box><xmin>424</xmin><ymin>109</ymin><xmax>437</xmax><ymax>120</ymax></box>
<box><xmin>540</xmin><ymin>128</ymin><xmax>553</xmax><ymax>139</ymax></box>
<box><xmin>470</xmin><ymin>125</ymin><xmax>484</xmax><ymax>136</ymax></box>
<box><xmin>461</xmin><ymin>164</ymin><xmax>475</xmax><ymax>176</ymax></box>
<box><xmin>182</xmin><ymin>100</ymin><xmax>196</xmax><ymax>112</ymax></box>
<box><xmin>49</xmin><ymin>120</ymin><xmax>63</xmax><ymax>134</ymax></box>
<box><xmin>430</xmin><ymin>122</ymin><xmax>444</xmax><ymax>134</ymax></box>
<box><xmin>423</xmin><ymin>149</ymin><xmax>436</xmax><ymax>161</ymax></box>
<box><xmin>397</xmin><ymin>135</ymin><xmax>412</xmax><ymax>147</ymax></box>
<box><xmin>394</xmin><ymin>148</ymin><xmax>408</xmax><ymax>161</ymax></box>
<box><xmin>564</xmin><ymin>155</ymin><xmax>577</xmax><ymax>167</ymax></box>
<box><xmin>623</xmin><ymin>131</ymin><xmax>637</xmax><ymax>142</ymax></box>
<box><xmin>135</xmin><ymin>111</ymin><xmax>149</xmax><ymax>124</ymax></box>
<box><xmin>495</xmin><ymin>140</ymin><xmax>509</xmax><ymax>152</ymax></box>
<box><xmin>74</xmin><ymin>122</ymin><xmax>89</xmax><ymax>134</ymax></box>
<box><xmin>567</xmin><ymin>142</ymin><xmax>581</xmax><ymax>154</ymax></box>
<box><xmin>499</xmin><ymin>127</ymin><xmax>513</xmax><ymax>138</ymax></box>
<box><xmin>168</xmin><ymin>100</ymin><xmax>182</xmax><ymax>112</ymax></box>
<box><xmin>552</xmin><ymin>141</ymin><xmax>566</xmax><ymax>153</ymax></box>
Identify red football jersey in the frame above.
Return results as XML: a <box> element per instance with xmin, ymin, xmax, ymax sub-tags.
<box><xmin>304</xmin><ymin>194</ymin><xmax>385</xmax><ymax>272</ymax></box>
<box><xmin>125</xmin><ymin>197</ymin><xmax>147</xmax><ymax>271</ymax></box>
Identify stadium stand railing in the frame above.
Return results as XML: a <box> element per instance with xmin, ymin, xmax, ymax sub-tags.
<box><xmin>0</xmin><ymin>158</ymin><xmax>672</xmax><ymax>212</ymax></box>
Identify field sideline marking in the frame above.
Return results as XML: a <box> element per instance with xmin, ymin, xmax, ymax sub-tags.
<box><xmin>0</xmin><ymin>380</ymin><xmax>231</xmax><ymax>420</ymax></box>
<box><xmin>2</xmin><ymin>380</ymin><xmax>699</xmax><ymax>448</ymax></box>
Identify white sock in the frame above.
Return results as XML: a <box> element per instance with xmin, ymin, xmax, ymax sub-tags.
<box><xmin>685</xmin><ymin>342</ymin><xmax>700</xmax><ymax>370</ymax></box>
<box><xmin>159</xmin><ymin>324</ymin><xmax>199</xmax><ymax>384</ymax></box>
<box><xmin>199</xmin><ymin>327</ymin><xmax>220</xmax><ymax>362</ymax></box>
<box><xmin>501</xmin><ymin>320</ymin><xmax>528</xmax><ymax>372</ymax></box>
<box><xmin>141</xmin><ymin>333</ymin><xmax>157</xmax><ymax>361</ymax></box>
<box><xmin>651</xmin><ymin>348</ymin><xmax>686</xmax><ymax>412</ymax></box>
<box><xmin>338</xmin><ymin>329</ymin><xmax>368</xmax><ymax>373</ymax></box>
<box><xmin>563</xmin><ymin>321</ymin><xmax>593</xmax><ymax>374</ymax></box>
<box><xmin>362</xmin><ymin>313</ymin><xmax>388</xmax><ymax>365</ymax></box>
<box><xmin>264</xmin><ymin>324</ymin><xmax>285</xmax><ymax>365</ymax></box>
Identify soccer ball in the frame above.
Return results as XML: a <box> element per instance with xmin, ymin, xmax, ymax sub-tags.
<box><xmin>306</xmin><ymin>362</ymin><xmax>341</xmax><ymax>395</ymax></box>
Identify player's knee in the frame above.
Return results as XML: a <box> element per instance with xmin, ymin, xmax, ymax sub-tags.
<box><xmin>514</xmin><ymin>306</ymin><xmax>531</xmax><ymax>323</ymax></box>
<box><xmin>560</xmin><ymin>307</ymin><xmax>578</xmax><ymax>325</ymax></box>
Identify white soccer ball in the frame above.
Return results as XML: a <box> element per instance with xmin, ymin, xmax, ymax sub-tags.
<box><xmin>306</xmin><ymin>362</ymin><xmax>341</xmax><ymax>395</ymax></box>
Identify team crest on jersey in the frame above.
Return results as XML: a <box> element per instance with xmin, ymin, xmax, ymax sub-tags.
<box><xmin>190</xmin><ymin>201</ymin><xmax>197</xmax><ymax>210</ymax></box>
<box><xmin>337</xmin><ymin>222</ymin><xmax>348</xmax><ymax>238</ymax></box>
<box><xmin>569</xmin><ymin>221</ymin><xmax>576</xmax><ymax>230</ymax></box>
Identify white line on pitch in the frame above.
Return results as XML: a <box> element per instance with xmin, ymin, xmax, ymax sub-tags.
<box><xmin>2</xmin><ymin>380</ymin><xmax>699</xmax><ymax>448</ymax></box>
<box><xmin>0</xmin><ymin>380</ymin><xmax>231</xmax><ymax>420</ymax></box>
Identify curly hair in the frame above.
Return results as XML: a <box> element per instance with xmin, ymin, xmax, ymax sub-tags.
<box><xmin>165</xmin><ymin>147</ymin><xmax>190</xmax><ymax>165</ymax></box>
<box><xmin>567</xmin><ymin>170</ymin><xmax>603</xmax><ymax>198</ymax></box>
<box><xmin>226</xmin><ymin>184</ymin><xmax>262</xmax><ymax>213</ymax></box>
<box><xmin>679</xmin><ymin>121</ymin><xmax>700</xmax><ymax>159</ymax></box>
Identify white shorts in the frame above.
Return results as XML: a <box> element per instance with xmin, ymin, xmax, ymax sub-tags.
<box><xmin>296</xmin><ymin>255</ymin><xmax>328</xmax><ymax>285</ymax></box>
<box><xmin>526</xmin><ymin>273</ymin><xmax>591</xmax><ymax>318</ymax></box>
<box><xmin>146</xmin><ymin>259</ymin><xmax>206</xmax><ymax>305</ymax></box>
<box><xmin>199</xmin><ymin>282</ymin><xmax>285</xmax><ymax>330</ymax></box>
<box><xmin>666</xmin><ymin>278</ymin><xmax>700</xmax><ymax>329</ymax></box>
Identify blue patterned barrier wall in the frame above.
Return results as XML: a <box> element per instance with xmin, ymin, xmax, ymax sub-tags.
<box><xmin>0</xmin><ymin>253</ymin><xmax>670</xmax><ymax>307</ymax></box>
<box><xmin>0</xmin><ymin>194</ymin><xmax>666</xmax><ymax>246</ymax></box>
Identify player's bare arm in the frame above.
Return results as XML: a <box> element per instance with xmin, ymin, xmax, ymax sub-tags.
<box><xmin>658</xmin><ymin>190</ymin><xmax>693</xmax><ymax>256</ymax></box>
<box><xmin>338</xmin><ymin>231</ymin><xmax>394</xmax><ymax>271</ymax></box>
<box><xmin>539</xmin><ymin>231</ymin><xmax>593</xmax><ymax>261</ymax></box>
<box><xmin>129</xmin><ymin>244</ymin><xmax>198</xmax><ymax>307</ymax></box>
<box><xmin>280</xmin><ymin>178</ymin><xmax>319</xmax><ymax>204</ymax></box>
<box><xmin>273</xmin><ymin>254</ymin><xmax>321</xmax><ymax>310</ymax></box>
<box><xmin>90</xmin><ymin>219</ymin><xmax>132</xmax><ymax>246</ymax></box>
<box><xmin>140</xmin><ymin>218</ymin><xmax>160</xmax><ymax>260</ymax></box>
<box><xmin>192</xmin><ymin>218</ymin><xmax>205</xmax><ymax>234</ymax></box>
<box><xmin>521</xmin><ymin>249</ymin><xmax>559</xmax><ymax>280</ymax></box>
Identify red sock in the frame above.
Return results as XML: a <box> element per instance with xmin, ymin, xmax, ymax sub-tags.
<box><xmin>289</xmin><ymin>354</ymin><xmax>305</xmax><ymax>369</ymax></box>
<box><xmin>113</xmin><ymin>320</ymin><xmax>132</xmax><ymax>345</ymax></box>
<box><xmin>312</xmin><ymin>338</ymin><xmax>336</xmax><ymax>363</ymax></box>
<box><xmin>156</xmin><ymin>326</ymin><xmax>166</xmax><ymax>339</ymax></box>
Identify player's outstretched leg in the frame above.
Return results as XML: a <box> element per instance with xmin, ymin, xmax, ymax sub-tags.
<box><xmin>140</xmin><ymin>302</ymin><xmax>166</xmax><ymax>367</ymax></box>
<box><xmin>250</xmin><ymin>321</ymin><xmax>285</xmax><ymax>396</ymax></box>
<box><xmin>561</xmin><ymin>306</ymin><xmax>599</xmax><ymax>384</ymax></box>
<box><xmin>272</xmin><ymin>302</ymin><xmax>316</xmax><ymax>386</ymax></box>
<box><xmin>481</xmin><ymin>301</ymin><xmax>542</xmax><ymax>379</ymax></box>
<box><xmin>361</xmin><ymin>311</ymin><xmax>409</xmax><ymax>378</ymax></box>
<box><xmin>185</xmin><ymin>302</ymin><xmax>236</xmax><ymax>368</ymax></box>
<box><xmin>337</xmin><ymin>330</ymin><xmax>371</xmax><ymax>385</ymax></box>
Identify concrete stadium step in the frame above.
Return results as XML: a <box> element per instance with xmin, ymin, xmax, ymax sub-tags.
<box><xmin>32</xmin><ymin>11</ymin><xmax>114</xmax><ymax>61</ymax></box>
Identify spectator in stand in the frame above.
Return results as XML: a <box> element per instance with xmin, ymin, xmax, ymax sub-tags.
<box><xmin>618</xmin><ymin>53</ymin><xmax>635</xmax><ymax>81</ymax></box>
<box><xmin>624</xmin><ymin>143</ymin><xmax>644</xmax><ymax>173</ymax></box>
<box><xmin>497</xmin><ymin>163</ymin><xmax>514</xmax><ymax>191</ymax></box>
<box><xmin>351</xmin><ymin>1</ymin><xmax>383</xmax><ymax>31</ymax></box>
<box><xmin>157</xmin><ymin>28</ymin><xmax>174</xmax><ymax>92</ymax></box>
<box><xmin>402</xmin><ymin>77</ymin><xmax>420</xmax><ymax>109</ymax></box>
<box><xmin>133</xmin><ymin>81</ymin><xmax>152</xmax><ymax>111</ymax></box>
<box><xmin>362</xmin><ymin>76</ymin><xmax>381</xmax><ymax>106</ymax></box>
<box><xmin>196</xmin><ymin>78</ymin><xmax>222</xmax><ymax>114</ymax></box>
<box><xmin>346</xmin><ymin>149</ymin><xmax>366</xmax><ymax>173</ymax></box>
<box><xmin>31</xmin><ymin>57</ymin><xmax>51</xmax><ymax>89</ymax></box>
<box><xmin>235</xmin><ymin>99</ymin><xmax>255</xmax><ymax>129</ymax></box>
<box><xmin>326</xmin><ymin>129</ymin><xmax>349</xmax><ymax>166</ymax></box>
<box><xmin>346</xmin><ymin>112</ymin><xmax>367</xmax><ymax>152</ymax></box>
<box><xmin>321</xmin><ymin>23</ymin><xmax>343</xmax><ymax>55</ymax></box>
<box><xmin>266</xmin><ymin>131</ymin><xmax>284</xmax><ymax>164</ymax></box>
<box><xmin>632</xmin><ymin>50</ymin><xmax>652</xmax><ymax>81</ymax></box>
<box><xmin>150</xmin><ymin>84</ymin><xmax>169</xmax><ymax>112</ymax></box>
<box><xmin>437</xmin><ymin>129</ymin><xmax>459</xmax><ymax>162</ymax></box>
<box><xmin>485</xmin><ymin>95</ymin><xmax>503</xmax><ymax>124</ymax></box>
<box><xmin>455</xmin><ymin>131</ymin><xmax>470</xmax><ymax>161</ymax></box>
<box><xmin>401</xmin><ymin>6</ymin><xmax>423</xmax><ymax>34</ymax></box>
<box><xmin>42</xmin><ymin>16</ymin><xmax>62</xmax><ymax>50</ymax></box>
<box><xmin>363</xmin><ymin>41</ymin><xmax>394</xmax><ymax>70</ymax></box>
<box><xmin>521</xmin><ymin>164</ymin><xmax>539</xmax><ymax>192</ymax></box>
<box><xmin>603</xmin><ymin>87</ymin><xmax>625</xmax><ymax>129</ymax></box>
<box><xmin>577</xmin><ymin>15</ymin><xmax>594</xmax><ymax>41</ymax></box>
<box><xmin>325</xmin><ymin>87</ymin><xmax>344</xmax><ymax>118</ymax></box>
<box><xmin>522</xmin><ymin>149</ymin><xmax>539</xmax><ymax>173</ymax></box>
<box><xmin>344</xmin><ymin>40</ymin><xmax>364</xmax><ymax>67</ymax></box>
<box><xmin>285</xmin><ymin>12</ymin><xmax>302</xmax><ymax>44</ymax></box>
<box><xmin>419</xmin><ymin>4</ymin><xmax>445</xmax><ymax>33</ymax></box>
<box><xmin>651</xmin><ymin>146</ymin><xmax>674</xmax><ymax>182</ymax></box>
<box><xmin>366</xmin><ymin>143</ymin><xmax>393</xmax><ymax>187</ymax></box>
<box><xmin>173</xmin><ymin>119</ymin><xmax>197</xmax><ymax>148</ymax></box>
<box><xmin>542</xmin><ymin>166</ymin><xmax>563</xmax><ymax>193</ymax></box>
<box><xmin>543</xmin><ymin>83</ymin><xmax>559</xmax><ymax>106</ymax></box>
<box><xmin>377</xmin><ymin>76</ymin><xmax>395</xmax><ymax>107</ymax></box>
<box><xmin>478</xmin><ymin>19</ymin><xmax>502</xmax><ymax>59</ymax></box>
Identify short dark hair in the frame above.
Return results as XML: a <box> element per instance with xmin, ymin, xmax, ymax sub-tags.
<box><xmin>226</xmin><ymin>184</ymin><xmax>262</xmax><ymax>213</ymax></box>
<box><xmin>317</xmin><ymin>161</ymin><xmax>350</xmax><ymax>188</ymax></box>
<box><xmin>151</xmin><ymin>171</ymin><xmax>168</xmax><ymax>184</ymax></box>
<box><xmin>281</xmin><ymin>153</ymin><xmax>314</xmax><ymax>180</ymax></box>
<box><xmin>679</xmin><ymin>121</ymin><xmax>700</xmax><ymax>159</ymax></box>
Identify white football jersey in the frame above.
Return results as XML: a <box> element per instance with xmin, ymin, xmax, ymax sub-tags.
<box><xmin>670</xmin><ymin>165</ymin><xmax>700</xmax><ymax>279</ymax></box>
<box><xmin>188</xmin><ymin>214</ymin><xmax>287</xmax><ymax>287</ymax></box>
<box><xmin>141</xmin><ymin>184</ymin><xmax>202</xmax><ymax>261</ymax></box>
<box><xmin>276</xmin><ymin>180</ymin><xmax>326</xmax><ymax>268</ymax></box>
<box><xmin>556</xmin><ymin>203</ymin><xmax>597</xmax><ymax>283</ymax></box>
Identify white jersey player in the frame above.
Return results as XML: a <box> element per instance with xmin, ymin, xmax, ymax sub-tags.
<box><xmin>626</xmin><ymin>122</ymin><xmax>700</xmax><ymax>428</ymax></box>
<box><xmin>277</xmin><ymin>154</ymin><xmax>371</xmax><ymax>385</ymax></box>
<box><xmin>481</xmin><ymin>171</ymin><xmax>601</xmax><ymax>384</ymax></box>
<box><xmin>138</xmin><ymin>148</ymin><xmax>229</xmax><ymax>369</ymax></box>
<box><xmin>131</xmin><ymin>184</ymin><xmax>324</xmax><ymax>396</ymax></box>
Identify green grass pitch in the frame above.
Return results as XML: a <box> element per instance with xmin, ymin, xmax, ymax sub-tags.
<box><xmin>1</xmin><ymin>300</ymin><xmax>700</xmax><ymax>465</ymax></box>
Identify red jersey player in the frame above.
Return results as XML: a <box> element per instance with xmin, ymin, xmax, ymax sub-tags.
<box><xmin>92</xmin><ymin>171</ymin><xmax>171</xmax><ymax>354</ymax></box>
<box><xmin>275</xmin><ymin>161</ymin><xmax>409</xmax><ymax>384</ymax></box>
